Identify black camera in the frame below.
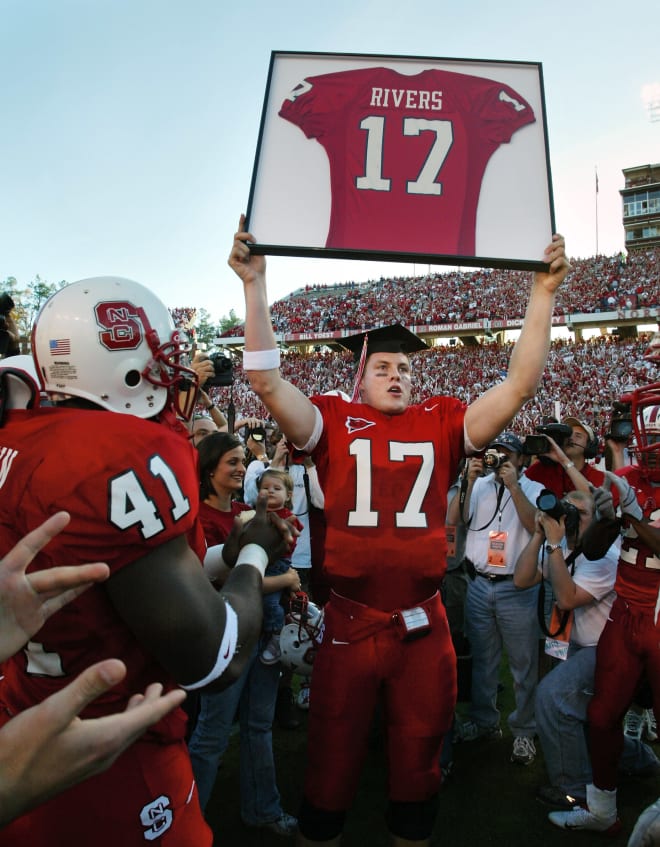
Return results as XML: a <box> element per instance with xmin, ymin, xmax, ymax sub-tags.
<box><xmin>483</xmin><ymin>449</ymin><xmax>508</xmax><ymax>470</ymax></box>
<box><xmin>206</xmin><ymin>352</ymin><xmax>233</xmax><ymax>387</ymax></box>
<box><xmin>536</xmin><ymin>489</ymin><xmax>580</xmax><ymax>536</ymax></box>
<box><xmin>246</xmin><ymin>425</ymin><xmax>267</xmax><ymax>443</ymax></box>
<box><xmin>606</xmin><ymin>401</ymin><xmax>633</xmax><ymax>444</ymax></box>
<box><xmin>523</xmin><ymin>423</ymin><xmax>572</xmax><ymax>456</ymax></box>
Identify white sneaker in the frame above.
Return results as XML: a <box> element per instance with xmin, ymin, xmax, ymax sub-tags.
<box><xmin>624</xmin><ymin>708</ymin><xmax>643</xmax><ymax>741</ymax></box>
<box><xmin>628</xmin><ymin>797</ymin><xmax>660</xmax><ymax>847</ymax></box>
<box><xmin>644</xmin><ymin>709</ymin><xmax>658</xmax><ymax>742</ymax></box>
<box><xmin>297</xmin><ymin>684</ymin><xmax>310</xmax><ymax>710</ymax></box>
<box><xmin>261</xmin><ymin>634</ymin><xmax>281</xmax><ymax>665</ymax></box>
<box><xmin>548</xmin><ymin>805</ymin><xmax>621</xmax><ymax>834</ymax></box>
<box><xmin>511</xmin><ymin>735</ymin><xmax>536</xmax><ymax>765</ymax></box>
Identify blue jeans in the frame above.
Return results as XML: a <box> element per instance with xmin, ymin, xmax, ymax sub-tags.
<box><xmin>536</xmin><ymin>644</ymin><xmax>659</xmax><ymax>796</ymax></box>
<box><xmin>187</xmin><ymin>645</ymin><xmax>284</xmax><ymax>824</ymax></box>
<box><xmin>465</xmin><ymin>576</ymin><xmax>539</xmax><ymax>736</ymax></box>
<box><xmin>263</xmin><ymin>558</ymin><xmax>289</xmax><ymax>633</ymax></box>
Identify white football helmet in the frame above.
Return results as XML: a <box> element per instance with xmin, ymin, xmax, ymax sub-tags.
<box><xmin>32</xmin><ymin>277</ymin><xmax>197</xmax><ymax>419</ymax></box>
<box><xmin>279</xmin><ymin>592</ymin><xmax>324</xmax><ymax>677</ymax></box>
<box><xmin>627</xmin><ymin>382</ymin><xmax>660</xmax><ymax>480</ymax></box>
<box><xmin>0</xmin><ymin>354</ymin><xmax>40</xmax><ymax>411</ymax></box>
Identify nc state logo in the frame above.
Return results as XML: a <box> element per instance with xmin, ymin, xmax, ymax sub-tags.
<box><xmin>345</xmin><ymin>416</ymin><xmax>376</xmax><ymax>434</ymax></box>
<box><xmin>95</xmin><ymin>301</ymin><xmax>144</xmax><ymax>351</ymax></box>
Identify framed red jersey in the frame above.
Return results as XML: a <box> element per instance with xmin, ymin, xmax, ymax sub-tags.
<box><xmin>246</xmin><ymin>51</ymin><xmax>555</xmax><ymax>272</ymax></box>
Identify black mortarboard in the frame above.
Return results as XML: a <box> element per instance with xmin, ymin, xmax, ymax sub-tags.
<box><xmin>339</xmin><ymin>324</ymin><xmax>428</xmax><ymax>363</ymax></box>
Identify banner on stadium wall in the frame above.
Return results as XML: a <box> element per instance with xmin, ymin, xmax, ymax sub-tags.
<box><xmin>246</xmin><ymin>51</ymin><xmax>555</xmax><ymax>273</ymax></box>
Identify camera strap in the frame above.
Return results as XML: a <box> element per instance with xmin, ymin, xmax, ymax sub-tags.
<box><xmin>464</xmin><ymin>480</ymin><xmax>506</xmax><ymax>533</ymax></box>
<box><xmin>537</xmin><ymin>547</ymin><xmax>579</xmax><ymax>638</ymax></box>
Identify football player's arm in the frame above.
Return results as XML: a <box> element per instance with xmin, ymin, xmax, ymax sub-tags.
<box><xmin>228</xmin><ymin>215</ymin><xmax>317</xmax><ymax>447</ymax></box>
<box><xmin>105</xmin><ymin>493</ymin><xmax>294</xmax><ymax>690</ymax></box>
<box><xmin>464</xmin><ymin>235</ymin><xmax>570</xmax><ymax>449</ymax></box>
<box><xmin>629</xmin><ymin>520</ymin><xmax>660</xmax><ymax>556</ymax></box>
<box><xmin>0</xmin><ymin>659</ymin><xmax>185</xmax><ymax>827</ymax></box>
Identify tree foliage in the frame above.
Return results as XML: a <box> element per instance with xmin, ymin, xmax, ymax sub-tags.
<box><xmin>1</xmin><ymin>276</ymin><xmax>66</xmax><ymax>350</ymax></box>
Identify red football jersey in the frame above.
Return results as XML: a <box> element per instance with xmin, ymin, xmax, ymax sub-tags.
<box><xmin>310</xmin><ymin>394</ymin><xmax>466</xmax><ymax>610</ymax></box>
<box><xmin>279</xmin><ymin>66</ymin><xmax>535</xmax><ymax>255</ymax></box>
<box><xmin>0</xmin><ymin>406</ymin><xmax>200</xmax><ymax>741</ymax></box>
<box><xmin>613</xmin><ymin>465</ymin><xmax>660</xmax><ymax>606</ymax></box>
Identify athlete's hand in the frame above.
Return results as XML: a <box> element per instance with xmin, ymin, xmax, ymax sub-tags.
<box><xmin>239</xmin><ymin>491</ymin><xmax>299</xmax><ymax>563</ymax></box>
<box><xmin>228</xmin><ymin>214</ymin><xmax>266</xmax><ymax>286</ymax></box>
<box><xmin>603</xmin><ymin>470</ymin><xmax>643</xmax><ymax>521</ymax></box>
<box><xmin>590</xmin><ymin>478</ymin><xmax>616</xmax><ymax>522</ymax></box>
<box><xmin>534</xmin><ymin>234</ymin><xmax>571</xmax><ymax>295</ymax></box>
<box><xmin>0</xmin><ymin>512</ymin><xmax>110</xmax><ymax>662</ymax></box>
<box><xmin>0</xmin><ymin>659</ymin><xmax>186</xmax><ymax>827</ymax></box>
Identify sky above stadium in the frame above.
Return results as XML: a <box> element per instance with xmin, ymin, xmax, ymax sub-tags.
<box><xmin>1</xmin><ymin>0</ymin><xmax>658</xmax><ymax>323</ymax></box>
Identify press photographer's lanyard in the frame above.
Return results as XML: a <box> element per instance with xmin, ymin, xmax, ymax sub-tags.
<box><xmin>463</xmin><ymin>479</ymin><xmax>507</xmax><ymax>533</ymax></box>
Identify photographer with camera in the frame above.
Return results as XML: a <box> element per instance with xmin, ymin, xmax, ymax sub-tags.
<box><xmin>448</xmin><ymin>432</ymin><xmax>544</xmax><ymax>765</ymax></box>
<box><xmin>524</xmin><ymin>418</ymin><xmax>607</xmax><ymax>500</ymax></box>
<box><xmin>551</xmin><ymin>385</ymin><xmax>660</xmax><ymax>835</ymax></box>
<box><xmin>514</xmin><ymin>490</ymin><xmax>659</xmax><ymax>815</ymax></box>
<box><xmin>0</xmin><ymin>293</ymin><xmax>21</xmax><ymax>358</ymax></box>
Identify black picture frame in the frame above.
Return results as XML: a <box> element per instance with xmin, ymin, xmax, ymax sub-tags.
<box><xmin>246</xmin><ymin>51</ymin><xmax>555</xmax><ymax>272</ymax></box>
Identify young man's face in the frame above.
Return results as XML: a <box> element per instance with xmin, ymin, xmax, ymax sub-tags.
<box><xmin>358</xmin><ymin>352</ymin><xmax>412</xmax><ymax>415</ymax></box>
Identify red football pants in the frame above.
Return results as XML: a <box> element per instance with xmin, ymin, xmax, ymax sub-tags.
<box><xmin>304</xmin><ymin>591</ymin><xmax>456</xmax><ymax>810</ymax></box>
<box><xmin>0</xmin><ymin>736</ymin><xmax>212</xmax><ymax>846</ymax></box>
<box><xmin>588</xmin><ymin>596</ymin><xmax>660</xmax><ymax>790</ymax></box>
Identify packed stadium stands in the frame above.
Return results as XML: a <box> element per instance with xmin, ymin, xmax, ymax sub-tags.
<box><xmin>172</xmin><ymin>248</ymin><xmax>659</xmax><ymax>441</ymax></box>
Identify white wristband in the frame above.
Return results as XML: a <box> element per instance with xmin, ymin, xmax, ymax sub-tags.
<box><xmin>180</xmin><ymin>600</ymin><xmax>238</xmax><ymax>690</ymax></box>
<box><xmin>235</xmin><ymin>543</ymin><xmax>268</xmax><ymax>578</ymax></box>
<box><xmin>243</xmin><ymin>348</ymin><xmax>281</xmax><ymax>370</ymax></box>
<box><xmin>203</xmin><ymin>544</ymin><xmax>228</xmax><ymax>582</ymax></box>
<box><xmin>564</xmin><ymin>461</ymin><xmax>575</xmax><ymax>470</ymax></box>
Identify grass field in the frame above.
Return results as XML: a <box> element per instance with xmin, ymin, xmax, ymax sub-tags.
<box><xmin>204</xmin><ymin>667</ymin><xmax>659</xmax><ymax>846</ymax></box>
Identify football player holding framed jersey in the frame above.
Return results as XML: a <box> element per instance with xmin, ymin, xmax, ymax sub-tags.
<box><xmin>229</xmin><ymin>216</ymin><xmax>569</xmax><ymax>847</ymax></box>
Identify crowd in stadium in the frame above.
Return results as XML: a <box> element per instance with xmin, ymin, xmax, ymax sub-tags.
<box><xmin>216</xmin><ymin>247</ymin><xmax>658</xmax><ymax>336</ymax></box>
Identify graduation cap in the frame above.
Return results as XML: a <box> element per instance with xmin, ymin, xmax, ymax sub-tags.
<box><xmin>339</xmin><ymin>324</ymin><xmax>428</xmax><ymax>363</ymax></box>
<box><xmin>338</xmin><ymin>325</ymin><xmax>428</xmax><ymax>402</ymax></box>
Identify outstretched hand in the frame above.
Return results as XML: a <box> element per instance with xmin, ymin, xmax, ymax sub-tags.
<box><xmin>239</xmin><ymin>491</ymin><xmax>298</xmax><ymax>564</ymax></box>
<box><xmin>535</xmin><ymin>234</ymin><xmax>571</xmax><ymax>295</ymax></box>
<box><xmin>228</xmin><ymin>214</ymin><xmax>266</xmax><ymax>286</ymax></box>
<box><xmin>603</xmin><ymin>470</ymin><xmax>643</xmax><ymax>521</ymax></box>
<box><xmin>0</xmin><ymin>512</ymin><xmax>110</xmax><ymax>662</ymax></box>
<box><xmin>0</xmin><ymin>658</ymin><xmax>185</xmax><ymax>826</ymax></box>
<box><xmin>590</xmin><ymin>477</ymin><xmax>617</xmax><ymax>522</ymax></box>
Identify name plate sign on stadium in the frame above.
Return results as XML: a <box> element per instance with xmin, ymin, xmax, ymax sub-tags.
<box><xmin>246</xmin><ymin>51</ymin><xmax>555</xmax><ymax>272</ymax></box>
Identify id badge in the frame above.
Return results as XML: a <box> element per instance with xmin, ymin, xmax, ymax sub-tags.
<box><xmin>544</xmin><ymin>604</ymin><xmax>573</xmax><ymax>661</ymax></box>
<box><xmin>487</xmin><ymin>530</ymin><xmax>508</xmax><ymax>567</ymax></box>
<box><xmin>446</xmin><ymin>525</ymin><xmax>456</xmax><ymax>558</ymax></box>
<box><xmin>399</xmin><ymin>606</ymin><xmax>431</xmax><ymax>641</ymax></box>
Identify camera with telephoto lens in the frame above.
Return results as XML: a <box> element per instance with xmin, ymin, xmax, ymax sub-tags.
<box><xmin>605</xmin><ymin>400</ymin><xmax>633</xmax><ymax>443</ymax></box>
<box><xmin>536</xmin><ymin>488</ymin><xmax>580</xmax><ymax>536</ymax></box>
<box><xmin>483</xmin><ymin>449</ymin><xmax>508</xmax><ymax>470</ymax></box>
<box><xmin>523</xmin><ymin>422</ymin><xmax>572</xmax><ymax>456</ymax></box>
<box><xmin>206</xmin><ymin>351</ymin><xmax>233</xmax><ymax>387</ymax></box>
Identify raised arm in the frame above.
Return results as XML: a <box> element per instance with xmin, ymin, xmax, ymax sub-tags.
<box><xmin>465</xmin><ymin>235</ymin><xmax>570</xmax><ymax>449</ymax></box>
<box><xmin>228</xmin><ymin>216</ymin><xmax>318</xmax><ymax>446</ymax></box>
